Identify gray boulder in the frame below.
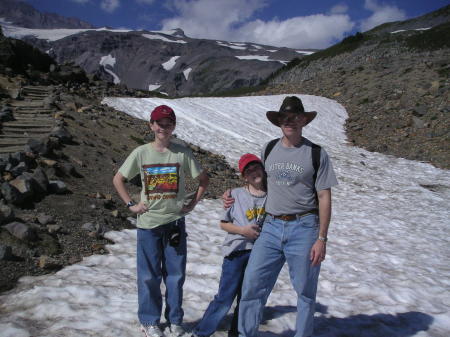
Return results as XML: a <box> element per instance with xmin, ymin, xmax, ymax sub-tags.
<box><xmin>0</xmin><ymin>245</ymin><xmax>13</xmax><ymax>261</ymax></box>
<box><xmin>50</xmin><ymin>126</ymin><xmax>72</xmax><ymax>144</ymax></box>
<box><xmin>48</xmin><ymin>180</ymin><xmax>68</xmax><ymax>194</ymax></box>
<box><xmin>1</xmin><ymin>182</ymin><xmax>25</xmax><ymax>205</ymax></box>
<box><xmin>4</xmin><ymin>221</ymin><xmax>38</xmax><ymax>241</ymax></box>
<box><xmin>37</xmin><ymin>213</ymin><xmax>55</xmax><ymax>225</ymax></box>
<box><xmin>9</xmin><ymin>175</ymin><xmax>34</xmax><ymax>200</ymax></box>
<box><xmin>10</xmin><ymin>161</ymin><xmax>28</xmax><ymax>177</ymax></box>
<box><xmin>0</xmin><ymin>201</ymin><xmax>14</xmax><ymax>224</ymax></box>
<box><xmin>25</xmin><ymin>138</ymin><xmax>51</xmax><ymax>156</ymax></box>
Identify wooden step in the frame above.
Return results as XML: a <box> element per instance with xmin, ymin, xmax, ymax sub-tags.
<box><xmin>22</xmin><ymin>86</ymin><xmax>52</xmax><ymax>91</ymax></box>
<box><xmin>0</xmin><ymin>145</ymin><xmax>25</xmax><ymax>153</ymax></box>
<box><xmin>0</xmin><ymin>134</ymin><xmax>46</xmax><ymax>139</ymax></box>
<box><xmin>1</xmin><ymin>128</ymin><xmax>52</xmax><ymax>134</ymax></box>
<box><xmin>14</xmin><ymin>116</ymin><xmax>54</xmax><ymax>122</ymax></box>
<box><xmin>13</xmin><ymin>111</ymin><xmax>53</xmax><ymax>118</ymax></box>
<box><xmin>10</xmin><ymin>102</ymin><xmax>45</xmax><ymax>108</ymax></box>
<box><xmin>0</xmin><ymin>138</ymin><xmax>29</xmax><ymax>146</ymax></box>
<box><xmin>2</xmin><ymin>122</ymin><xmax>54</xmax><ymax>128</ymax></box>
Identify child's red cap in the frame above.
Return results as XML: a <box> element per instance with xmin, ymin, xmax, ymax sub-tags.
<box><xmin>150</xmin><ymin>105</ymin><xmax>176</xmax><ymax>122</ymax></box>
<box><xmin>238</xmin><ymin>153</ymin><xmax>262</xmax><ymax>174</ymax></box>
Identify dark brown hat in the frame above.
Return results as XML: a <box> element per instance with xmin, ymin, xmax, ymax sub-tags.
<box><xmin>266</xmin><ymin>96</ymin><xmax>317</xmax><ymax>127</ymax></box>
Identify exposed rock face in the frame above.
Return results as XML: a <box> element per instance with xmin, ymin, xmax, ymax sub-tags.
<box><xmin>0</xmin><ymin>0</ymin><xmax>95</xmax><ymax>29</ymax></box>
<box><xmin>16</xmin><ymin>30</ymin><xmax>301</xmax><ymax>97</ymax></box>
<box><xmin>0</xmin><ymin>25</ymin><xmax>55</xmax><ymax>75</ymax></box>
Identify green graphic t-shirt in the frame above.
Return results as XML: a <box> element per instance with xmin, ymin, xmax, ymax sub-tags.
<box><xmin>119</xmin><ymin>142</ymin><xmax>202</xmax><ymax>229</ymax></box>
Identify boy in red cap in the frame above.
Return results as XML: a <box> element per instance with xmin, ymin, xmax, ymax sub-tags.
<box><xmin>113</xmin><ymin>105</ymin><xmax>209</xmax><ymax>337</ymax></box>
<box><xmin>193</xmin><ymin>153</ymin><xmax>266</xmax><ymax>337</ymax></box>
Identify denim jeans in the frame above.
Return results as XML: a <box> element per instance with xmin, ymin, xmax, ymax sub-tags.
<box><xmin>137</xmin><ymin>217</ymin><xmax>187</xmax><ymax>326</ymax></box>
<box><xmin>238</xmin><ymin>214</ymin><xmax>320</xmax><ymax>337</ymax></box>
<box><xmin>194</xmin><ymin>250</ymin><xmax>251</xmax><ymax>337</ymax></box>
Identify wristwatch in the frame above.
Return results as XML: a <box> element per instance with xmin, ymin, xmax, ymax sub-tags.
<box><xmin>318</xmin><ymin>236</ymin><xmax>328</xmax><ymax>243</ymax></box>
<box><xmin>126</xmin><ymin>200</ymin><xmax>136</xmax><ymax>208</ymax></box>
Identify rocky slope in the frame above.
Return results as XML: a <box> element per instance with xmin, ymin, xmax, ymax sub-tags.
<box><xmin>260</xmin><ymin>8</ymin><xmax>450</xmax><ymax>169</ymax></box>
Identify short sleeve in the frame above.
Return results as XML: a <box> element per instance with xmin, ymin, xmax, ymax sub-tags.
<box><xmin>315</xmin><ymin>148</ymin><xmax>338</xmax><ymax>191</ymax></box>
<box><xmin>221</xmin><ymin>206</ymin><xmax>233</xmax><ymax>223</ymax></box>
<box><xmin>183</xmin><ymin>147</ymin><xmax>202</xmax><ymax>179</ymax></box>
<box><xmin>119</xmin><ymin>148</ymin><xmax>141</xmax><ymax>180</ymax></box>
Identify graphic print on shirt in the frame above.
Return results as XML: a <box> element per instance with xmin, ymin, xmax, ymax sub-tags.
<box><xmin>143</xmin><ymin>163</ymin><xmax>180</xmax><ymax>199</ymax></box>
<box><xmin>267</xmin><ymin>162</ymin><xmax>304</xmax><ymax>186</ymax></box>
<box><xmin>245</xmin><ymin>206</ymin><xmax>266</xmax><ymax>221</ymax></box>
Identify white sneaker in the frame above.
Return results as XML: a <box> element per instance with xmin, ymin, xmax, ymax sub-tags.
<box><xmin>170</xmin><ymin>324</ymin><xmax>186</xmax><ymax>337</ymax></box>
<box><xmin>141</xmin><ymin>324</ymin><xmax>165</xmax><ymax>337</ymax></box>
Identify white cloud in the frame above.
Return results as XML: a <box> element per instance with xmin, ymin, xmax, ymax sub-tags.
<box><xmin>238</xmin><ymin>15</ymin><xmax>354</xmax><ymax>49</ymax></box>
<box><xmin>330</xmin><ymin>4</ymin><xmax>348</xmax><ymax>15</ymax></box>
<box><xmin>161</xmin><ymin>0</ymin><xmax>354</xmax><ymax>49</ymax></box>
<box><xmin>360</xmin><ymin>0</ymin><xmax>407</xmax><ymax>31</ymax></box>
<box><xmin>101</xmin><ymin>0</ymin><xmax>120</xmax><ymax>13</ymax></box>
<box><xmin>162</xmin><ymin>0</ymin><xmax>268</xmax><ymax>41</ymax></box>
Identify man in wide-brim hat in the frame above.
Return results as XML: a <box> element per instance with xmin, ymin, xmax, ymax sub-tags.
<box><xmin>235</xmin><ymin>95</ymin><xmax>338</xmax><ymax>337</ymax></box>
<box><xmin>266</xmin><ymin>95</ymin><xmax>317</xmax><ymax>127</ymax></box>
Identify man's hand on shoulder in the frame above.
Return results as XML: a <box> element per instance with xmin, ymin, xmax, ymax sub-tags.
<box><xmin>222</xmin><ymin>189</ymin><xmax>235</xmax><ymax>209</ymax></box>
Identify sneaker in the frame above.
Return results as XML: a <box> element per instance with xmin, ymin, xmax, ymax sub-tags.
<box><xmin>170</xmin><ymin>324</ymin><xmax>186</xmax><ymax>337</ymax></box>
<box><xmin>141</xmin><ymin>324</ymin><xmax>165</xmax><ymax>337</ymax></box>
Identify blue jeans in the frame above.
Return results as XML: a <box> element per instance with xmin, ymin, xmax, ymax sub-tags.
<box><xmin>137</xmin><ymin>217</ymin><xmax>187</xmax><ymax>326</ymax></box>
<box><xmin>238</xmin><ymin>214</ymin><xmax>320</xmax><ymax>337</ymax></box>
<box><xmin>194</xmin><ymin>250</ymin><xmax>251</xmax><ymax>337</ymax></box>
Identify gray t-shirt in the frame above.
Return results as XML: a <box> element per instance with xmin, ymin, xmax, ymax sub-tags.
<box><xmin>262</xmin><ymin>137</ymin><xmax>338</xmax><ymax>215</ymax></box>
<box><xmin>221</xmin><ymin>187</ymin><xmax>266</xmax><ymax>257</ymax></box>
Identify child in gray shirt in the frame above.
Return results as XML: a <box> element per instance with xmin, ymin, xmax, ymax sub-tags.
<box><xmin>193</xmin><ymin>154</ymin><xmax>266</xmax><ymax>337</ymax></box>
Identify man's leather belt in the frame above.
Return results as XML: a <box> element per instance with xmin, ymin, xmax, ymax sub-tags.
<box><xmin>268</xmin><ymin>209</ymin><xmax>318</xmax><ymax>221</ymax></box>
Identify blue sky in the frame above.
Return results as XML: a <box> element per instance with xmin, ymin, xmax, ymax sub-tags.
<box><xmin>23</xmin><ymin>0</ymin><xmax>449</xmax><ymax>49</ymax></box>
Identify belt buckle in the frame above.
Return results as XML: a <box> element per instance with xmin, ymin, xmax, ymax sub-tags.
<box><xmin>280</xmin><ymin>214</ymin><xmax>295</xmax><ymax>221</ymax></box>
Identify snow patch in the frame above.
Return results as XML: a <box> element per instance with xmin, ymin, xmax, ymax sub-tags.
<box><xmin>1</xmin><ymin>24</ymin><xmax>132</xmax><ymax>41</ymax></box>
<box><xmin>236</xmin><ymin>55</ymin><xmax>287</xmax><ymax>64</ymax></box>
<box><xmin>148</xmin><ymin>84</ymin><xmax>161</xmax><ymax>91</ymax></box>
<box><xmin>99</xmin><ymin>54</ymin><xmax>120</xmax><ymax>84</ymax></box>
<box><xmin>183</xmin><ymin>68</ymin><xmax>192</xmax><ymax>80</ymax></box>
<box><xmin>391</xmin><ymin>27</ymin><xmax>432</xmax><ymax>34</ymax></box>
<box><xmin>216</xmin><ymin>41</ymin><xmax>247</xmax><ymax>50</ymax></box>
<box><xmin>162</xmin><ymin>56</ymin><xmax>180</xmax><ymax>71</ymax></box>
<box><xmin>142</xmin><ymin>33</ymin><xmax>187</xmax><ymax>44</ymax></box>
<box><xmin>1</xmin><ymin>94</ymin><xmax>449</xmax><ymax>337</ymax></box>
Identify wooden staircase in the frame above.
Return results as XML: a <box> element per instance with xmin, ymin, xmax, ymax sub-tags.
<box><xmin>0</xmin><ymin>86</ymin><xmax>55</xmax><ymax>154</ymax></box>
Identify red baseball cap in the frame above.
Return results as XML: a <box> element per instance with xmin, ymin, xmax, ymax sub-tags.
<box><xmin>150</xmin><ymin>105</ymin><xmax>176</xmax><ymax>122</ymax></box>
<box><xmin>238</xmin><ymin>153</ymin><xmax>262</xmax><ymax>174</ymax></box>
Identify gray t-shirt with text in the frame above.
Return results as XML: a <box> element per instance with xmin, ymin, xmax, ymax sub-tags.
<box><xmin>221</xmin><ymin>187</ymin><xmax>266</xmax><ymax>257</ymax></box>
<box><xmin>262</xmin><ymin>137</ymin><xmax>338</xmax><ymax>215</ymax></box>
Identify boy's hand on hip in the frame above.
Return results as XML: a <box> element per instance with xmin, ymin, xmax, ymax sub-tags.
<box><xmin>129</xmin><ymin>202</ymin><xmax>148</xmax><ymax>214</ymax></box>
<box><xmin>240</xmin><ymin>224</ymin><xmax>260</xmax><ymax>240</ymax></box>
<box><xmin>181</xmin><ymin>200</ymin><xmax>197</xmax><ymax>213</ymax></box>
